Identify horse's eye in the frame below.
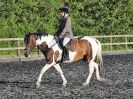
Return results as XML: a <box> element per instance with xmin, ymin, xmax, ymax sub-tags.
<box><xmin>24</xmin><ymin>40</ymin><xmax>27</xmax><ymax>43</ymax></box>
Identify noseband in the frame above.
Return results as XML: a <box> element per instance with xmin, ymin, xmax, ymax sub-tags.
<box><xmin>24</xmin><ymin>47</ymin><xmax>30</xmax><ymax>51</ymax></box>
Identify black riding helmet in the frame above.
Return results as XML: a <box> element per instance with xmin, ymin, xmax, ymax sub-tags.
<box><xmin>58</xmin><ymin>6</ymin><xmax>69</xmax><ymax>13</ymax></box>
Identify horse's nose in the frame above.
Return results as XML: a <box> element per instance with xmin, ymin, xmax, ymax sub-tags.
<box><xmin>24</xmin><ymin>48</ymin><xmax>30</xmax><ymax>57</ymax></box>
<box><xmin>24</xmin><ymin>47</ymin><xmax>30</xmax><ymax>52</ymax></box>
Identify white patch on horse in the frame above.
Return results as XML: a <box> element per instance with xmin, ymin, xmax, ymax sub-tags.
<box><xmin>69</xmin><ymin>51</ymin><xmax>76</xmax><ymax>61</ymax></box>
<box><xmin>36</xmin><ymin>35</ymin><xmax>55</xmax><ymax>48</ymax></box>
<box><xmin>52</xmin><ymin>44</ymin><xmax>62</xmax><ymax>61</ymax></box>
<box><xmin>81</xmin><ymin>36</ymin><xmax>98</xmax><ymax>61</ymax></box>
<box><xmin>63</xmin><ymin>50</ymin><xmax>76</xmax><ymax>63</ymax></box>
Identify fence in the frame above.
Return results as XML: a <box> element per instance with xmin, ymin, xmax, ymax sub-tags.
<box><xmin>91</xmin><ymin>35</ymin><xmax>133</xmax><ymax>52</ymax></box>
<box><xmin>0</xmin><ymin>35</ymin><xmax>133</xmax><ymax>57</ymax></box>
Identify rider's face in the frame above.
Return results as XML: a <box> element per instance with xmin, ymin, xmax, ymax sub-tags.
<box><xmin>59</xmin><ymin>12</ymin><xmax>65</xmax><ymax>17</ymax></box>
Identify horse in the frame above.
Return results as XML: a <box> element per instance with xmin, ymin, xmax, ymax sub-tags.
<box><xmin>24</xmin><ymin>32</ymin><xmax>105</xmax><ymax>87</ymax></box>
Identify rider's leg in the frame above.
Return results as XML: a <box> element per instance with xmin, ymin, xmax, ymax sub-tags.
<box><xmin>55</xmin><ymin>36</ymin><xmax>63</xmax><ymax>49</ymax></box>
<box><xmin>61</xmin><ymin>37</ymin><xmax>70</xmax><ymax>62</ymax></box>
<box><xmin>59</xmin><ymin>38</ymin><xmax>64</xmax><ymax>49</ymax></box>
<box><xmin>63</xmin><ymin>37</ymin><xmax>70</xmax><ymax>46</ymax></box>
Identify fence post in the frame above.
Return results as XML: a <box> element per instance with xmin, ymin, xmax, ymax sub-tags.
<box><xmin>125</xmin><ymin>36</ymin><xmax>128</xmax><ymax>50</ymax></box>
<box><xmin>16</xmin><ymin>40</ymin><xmax>20</xmax><ymax>56</ymax></box>
<box><xmin>110</xmin><ymin>36</ymin><xmax>113</xmax><ymax>51</ymax></box>
<box><xmin>37</xmin><ymin>48</ymin><xmax>40</xmax><ymax>55</ymax></box>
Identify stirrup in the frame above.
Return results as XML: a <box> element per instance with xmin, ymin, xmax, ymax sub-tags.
<box><xmin>61</xmin><ymin>55</ymin><xmax>69</xmax><ymax>63</ymax></box>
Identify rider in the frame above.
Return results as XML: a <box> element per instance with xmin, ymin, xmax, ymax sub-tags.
<box><xmin>54</xmin><ymin>6</ymin><xmax>74</xmax><ymax>62</ymax></box>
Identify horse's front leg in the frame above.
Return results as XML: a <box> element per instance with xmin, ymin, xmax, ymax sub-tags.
<box><xmin>36</xmin><ymin>63</ymin><xmax>53</xmax><ymax>88</ymax></box>
<box><xmin>54</xmin><ymin>64</ymin><xmax>67</xmax><ymax>87</ymax></box>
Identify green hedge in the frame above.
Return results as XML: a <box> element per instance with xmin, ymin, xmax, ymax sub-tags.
<box><xmin>0</xmin><ymin>0</ymin><xmax>132</xmax><ymax>38</ymax></box>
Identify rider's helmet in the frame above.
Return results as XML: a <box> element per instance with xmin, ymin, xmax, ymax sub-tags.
<box><xmin>58</xmin><ymin>6</ymin><xmax>69</xmax><ymax>13</ymax></box>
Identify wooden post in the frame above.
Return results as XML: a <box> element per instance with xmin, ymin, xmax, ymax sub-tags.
<box><xmin>16</xmin><ymin>40</ymin><xmax>20</xmax><ymax>56</ymax></box>
<box><xmin>125</xmin><ymin>36</ymin><xmax>128</xmax><ymax>50</ymax></box>
<box><xmin>37</xmin><ymin>48</ymin><xmax>40</xmax><ymax>55</ymax></box>
<box><xmin>110</xmin><ymin>36</ymin><xmax>112</xmax><ymax>51</ymax></box>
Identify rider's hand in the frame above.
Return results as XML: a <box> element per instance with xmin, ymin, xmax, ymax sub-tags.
<box><xmin>59</xmin><ymin>33</ymin><xmax>64</xmax><ymax>38</ymax></box>
<box><xmin>59</xmin><ymin>34</ymin><xmax>62</xmax><ymax>38</ymax></box>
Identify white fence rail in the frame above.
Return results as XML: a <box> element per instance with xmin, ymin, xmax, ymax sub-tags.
<box><xmin>91</xmin><ymin>35</ymin><xmax>133</xmax><ymax>52</ymax></box>
<box><xmin>0</xmin><ymin>35</ymin><xmax>133</xmax><ymax>57</ymax></box>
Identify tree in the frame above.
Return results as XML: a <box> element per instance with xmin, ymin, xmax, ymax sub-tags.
<box><xmin>0</xmin><ymin>0</ymin><xmax>132</xmax><ymax>38</ymax></box>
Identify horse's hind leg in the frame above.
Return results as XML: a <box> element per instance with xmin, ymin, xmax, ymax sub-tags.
<box><xmin>83</xmin><ymin>60</ymin><xmax>105</xmax><ymax>86</ymax></box>
<box><xmin>93</xmin><ymin>61</ymin><xmax>105</xmax><ymax>82</ymax></box>
<box><xmin>83</xmin><ymin>60</ymin><xmax>94</xmax><ymax>86</ymax></box>
<box><xmin>54</xmin><ymin>64</ymin><xmax>67</xmax><ymax>87</ymax></box>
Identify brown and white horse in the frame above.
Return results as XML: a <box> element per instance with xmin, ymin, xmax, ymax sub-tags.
<box><xmin>24</xmin><ymin>32</ymin><xmax>105</xmax><ymax>87</ymax></box>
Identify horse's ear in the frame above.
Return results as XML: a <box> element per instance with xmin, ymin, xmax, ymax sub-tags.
<box><xmin>24</xmin><ymin>32</ymin><xmax>30</xmax><ymax>37</ymax></box>
<box><xmin>35</xmin><ymin>35</ymin><xmax>39</xmax><ymax>40</ymax></box>
<box><xmin>25</xmin><ymin>32</ymin><xmax>29</xmax><ymax>35</ymax></box>
<box><xmin>46</xmin><ymin>32</ymin><xmax>48</xmax><ymax>36</ymax></box>
<box><xmin>24</xmin><ymin>32</ymin><xmax>27</xmax><ymax>36</ymax></box>
<box><xmin>41</xmin><ymin>32</ymin><xmax>48</xmax><ymax>36</ymax></box>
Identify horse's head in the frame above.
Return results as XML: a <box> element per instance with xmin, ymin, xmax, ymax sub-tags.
<box><xmin>24</xmin><ymin>33</ymin><xmax>37</xmax><ymax>57</ymax></box>
<box><xmin>24</xmin><ymin>32</ymin><xmax>49</xmax><ymax>57</ymax></box>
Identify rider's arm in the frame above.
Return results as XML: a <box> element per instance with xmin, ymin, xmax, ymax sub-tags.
<box><xmin>60</xmin><ymin>17</ymin><xmax>72</xmax><ymax>36</ymax></box>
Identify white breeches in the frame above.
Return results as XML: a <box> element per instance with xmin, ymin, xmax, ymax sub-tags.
<box><xmin>63</xmin><ymin>37</ymin><xmax>70</xmax><ymax>46</ymax></box>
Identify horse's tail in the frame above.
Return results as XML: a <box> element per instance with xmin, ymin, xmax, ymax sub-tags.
<box><xmin>95</xmin><ymin>39</ymin><xmax>103</xmax><ymax>69</ymax></box>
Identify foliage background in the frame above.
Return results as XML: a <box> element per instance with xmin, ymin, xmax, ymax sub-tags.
<box><xmin>0</xmin><ymin>0</ymin><xmax>133</xmax><ymax>38</ymax></box>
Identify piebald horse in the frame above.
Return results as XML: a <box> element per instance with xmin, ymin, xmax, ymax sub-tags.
<box><xmin>24</xmin><ymin>32</ymin><xmax>105</xmax><ymax>87</ymax></box>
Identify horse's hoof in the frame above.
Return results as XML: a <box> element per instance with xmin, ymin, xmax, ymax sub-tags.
<box><xmin>62</xmin><ymin>82</ymin><xmax>67</xmax><ymax>87</ymax></box>
<box><xmin>82</xmin><ymin>82</ymin><xmax>89</xmax><ymax>86</ymax></box>
<box><xmin>36</xmin><ymin>84</ymin><xmax>40</xmax><ymax>88</ymax></box>
<box><xmin>63</xmin><ymin>84</ymin><xmax>67</xmax><ymax>88</ymax></box>
<box><xmin>36</xmin><ymin>82</ymin><xmax>41</xmax><ymax>88</ymax></box>
<box><xmin>98</xmin><ymin>77</ymin><xmax>105</xmax><ymax>82</ymax></box>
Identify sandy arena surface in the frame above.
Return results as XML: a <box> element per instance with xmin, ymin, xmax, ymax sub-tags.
<box><xmin>0</xmin><ymin>54</ymin><xmax>133</xmax><ymax>99</ymax></box>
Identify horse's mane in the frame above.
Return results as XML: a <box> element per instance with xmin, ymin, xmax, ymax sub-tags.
<box><xmin>35</xmin><ymin>32</ymin><xmax>48</xmax><ymax>36</ymax></box>
<box><xmin>27</xmin><ymin>32</ymin><xmax>48</xmax><ymax>36</ymax></box>
<box><xmin>34</xmin><ymin>32</ymin><xmax>48</xmax><ymax>40</ymax></box>
<box><xmin>25</xmin><ymin>32</ymin><xmax>48</xmax><ymax>40</ymax></box>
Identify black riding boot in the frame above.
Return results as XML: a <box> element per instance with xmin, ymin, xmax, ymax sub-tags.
<box><xmin>61</xmin><ymin>46</ymin><xmax>69</xmax><ymax>62</ymax></box>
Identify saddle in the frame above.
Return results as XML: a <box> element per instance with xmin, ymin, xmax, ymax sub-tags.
<box><xmin>54</xmin><ymin>36</ymin><xmax>72</xmax><ymax>62</ymax></box>
<box><xmin>54</xmin><ymin>36</ymin><xmax>72</xmax><ymax>50</ymax></box>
